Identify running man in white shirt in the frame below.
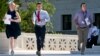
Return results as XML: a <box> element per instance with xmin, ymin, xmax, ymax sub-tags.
<box><xmin>32</xmin><ymin>2</ymin><xmax>50</xmax><ymax>56</ymax></box>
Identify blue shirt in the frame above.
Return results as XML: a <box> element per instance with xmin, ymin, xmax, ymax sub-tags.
<box><xmin>73</xmin><ymin>10</ymin><xmax>93</xmax><ymax>28</ymax></box>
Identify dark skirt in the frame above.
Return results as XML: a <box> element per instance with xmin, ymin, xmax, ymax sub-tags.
<box><xmin>6</xmin><ymin>22</ymin><xmax>21</xmax><ymax>39</ymax></box>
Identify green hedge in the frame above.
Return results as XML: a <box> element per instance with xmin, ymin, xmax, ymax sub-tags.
<box><xmin>0</xmin><ymin>0</ymin><xmax>7</xmax><ymax>32</ymax></box>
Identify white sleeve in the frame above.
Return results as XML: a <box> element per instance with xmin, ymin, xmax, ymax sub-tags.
<box><xmin>44</xmin><ymin>11</ymin><xmax>50</xmax><ymax>22</ymax></box>
<box><xmin>32</xmin><ymin>12</ymin><xmax>36</xmax><ymax>24</ymax></box>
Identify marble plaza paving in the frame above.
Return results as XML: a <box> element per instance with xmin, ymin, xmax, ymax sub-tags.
<box><xmin>0</xmin><ymin>50</ymin><xmax>100</xmax><ymax>56</ymax></box>
<box><xmin>0</xmin><ymin>54</ymin><xmax>100</xmax><ymax>56</ymax></box>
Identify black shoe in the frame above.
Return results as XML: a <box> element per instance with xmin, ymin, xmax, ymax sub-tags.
<box><xmin>36</xmin><ymin>51</ymin><xmax>41</xmax><ymax>56</ymax></box>
<box><xmin>78</xmin><ymin>48</ymin><xmax>80</xmax><ymax>51</ymax></box>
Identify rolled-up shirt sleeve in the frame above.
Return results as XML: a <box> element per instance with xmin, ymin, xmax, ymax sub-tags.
<box><xmin>44</xmin><ymin>11</ymin><xmax>50</xmax><ymax>22</ymax></box>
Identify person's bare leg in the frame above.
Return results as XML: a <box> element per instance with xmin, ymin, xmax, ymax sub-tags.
<box><xmin>10</xmin><ymin>37</ymin><xmax>16</xmax><ymax>55</ymax></box>
<box><xmin>10</xmin><ymin>37</ymin><xmax>14</xmax><ymax>51</ymax></box>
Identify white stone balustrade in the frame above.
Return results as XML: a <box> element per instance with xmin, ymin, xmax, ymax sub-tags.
<box><xmin>16</xmin><ymin>33</ymin><xmax>78</xmax><ymax>51</ymax></box>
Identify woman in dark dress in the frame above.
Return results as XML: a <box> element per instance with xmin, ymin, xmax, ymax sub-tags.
<box><xmin>3</xmin><ymin>2</ymin><xmax>21</xmax><ymax>55</ymax></box>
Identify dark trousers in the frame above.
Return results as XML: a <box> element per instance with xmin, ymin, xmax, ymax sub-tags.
<box><xmin>91</xmin><ymin>35</ymin><xmax>98</xmax><ymax>45</ymax></box>
<box><xmin>35</xmin><ymin>25</ymin><xmax>46</xmax><ymax>51</ymax></box>
<box><xmin>86</xmin><ymin>35</ymin><xmax>98</xmax><ymax>48</ymax></box>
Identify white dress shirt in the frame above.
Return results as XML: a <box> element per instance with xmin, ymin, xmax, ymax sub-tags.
<box><xmin>32</xmin><ymin>9</ymin><xmax>50</xmax><ymax>26</ymax></box>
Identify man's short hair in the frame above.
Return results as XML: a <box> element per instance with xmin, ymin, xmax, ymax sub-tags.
<box><xmin>36</xmin><ymin>2</ymin><xmax>42</xmax><ymax>5</ymax></box>
<box><xmin>81</xmin><ymin>3</ymin><xmax>86</xmax><ymax>7</ymax></box>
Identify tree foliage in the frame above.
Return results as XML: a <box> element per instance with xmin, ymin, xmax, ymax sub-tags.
<box><xmin>0</xmin><ymin>0</ymin><xmax>7</xmax><ymax>32</ymax></box>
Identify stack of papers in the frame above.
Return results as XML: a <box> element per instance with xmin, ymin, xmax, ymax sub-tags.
<box><xmin>4</xmin><ymin>14</ymin><xmax>11</xmax><ymax>25</ymax></box>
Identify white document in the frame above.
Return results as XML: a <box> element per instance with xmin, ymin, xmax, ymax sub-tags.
<box><xmin>4</xmin><ymin>14</ymin><xmax>11</xmax><ymax>25</ymax></box>
<box><xmin>85</xmin><ymin>17</ymin><xmax>90</xmax><ymax>26</ymax></box>
<box><xmin>82</xmin><ymin>21</ymin><xmax>85</xmax><ymax>24</ymax></box>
